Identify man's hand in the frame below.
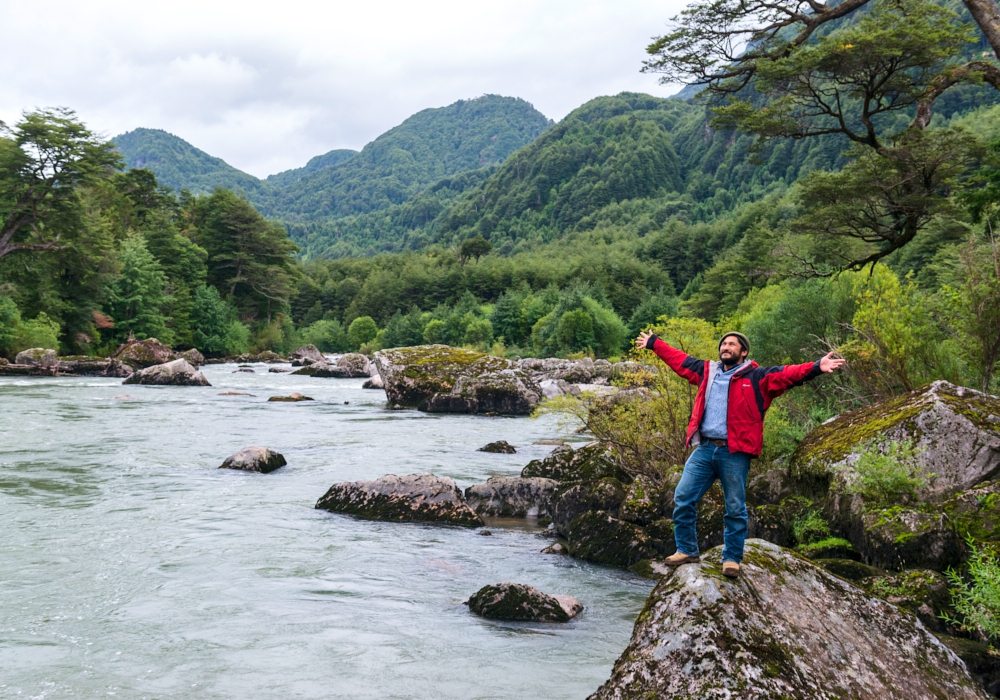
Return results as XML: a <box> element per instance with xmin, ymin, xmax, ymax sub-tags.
<box><xmin>635</xmin><ymin>331</ymin><xmax>652</xmax><ymax>350</ymax></box>
<box><xmin>819</xmin><ymin>352</ymin><xmax>845</xmax><ymax>373</ymax></box>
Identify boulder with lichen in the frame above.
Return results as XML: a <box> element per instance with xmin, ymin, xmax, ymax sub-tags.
<box><xmin>315</xmin><ymin>473</ymin><xmax>483</xmax><ymax>526</ymax></box>
<box><xmin>466</xmin><ymin>583</ymin><xmax>582</xmax><ymax>622</ymax></box>
<box><xmin>588</xmin><ymin>539</ymin><xmax>989</xmax><ymax>700</ymax></box>
<box><xmin>463</xmin><ymin>476</ymin><xmax>559</xmax><ymax>518</ymax></box>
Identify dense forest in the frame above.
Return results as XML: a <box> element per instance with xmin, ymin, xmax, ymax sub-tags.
<box><xmin>2</xmin><ymin>0</ymin><xmax>999</xmax><ymax>404</ymax></box>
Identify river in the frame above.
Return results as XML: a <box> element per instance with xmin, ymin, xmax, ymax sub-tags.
<box><xmin>0</xmin><ymin>362</ymin><xmax>651</xmax><ymax>699</ymax></box>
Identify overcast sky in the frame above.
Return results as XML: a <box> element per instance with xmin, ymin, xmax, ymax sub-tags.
<box><xmin>0</xmin><ymin>1</ymin><xmax>687</xmax><ymax>178</ymax></box>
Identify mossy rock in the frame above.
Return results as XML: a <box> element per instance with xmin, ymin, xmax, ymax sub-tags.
<box><xmin>520</xmin><ymin>442</ymin><xmax>629</xmax><ymax>485</ymax></box>
<box><xmin>372</xmin><ymin>344</ymin><xmax>513</xmax><ymax>407</ymax></box>
<box><xmin>466</xmin><ymin>583</ymin><xmax>582</xmax><ymax>622</ymax></box>
<box><xmin>566</xmin><ymin>510</ymin><xmax>659</xmax><ymax>569</ymax></box>
<box><xmin>856</xmin><ymin>507</ymin><xmax>966</xmax><ymax>572</ymax></box>
<box><xmin>937</xmin><ymin>634</ymin><xmax>1000</xmax><ymax>698</ymax></box>
<box><xmin>789</xmin><ymin>381</ymin><xmax>1000</xmax><ymax>503</ymax></box>
<box><xmin>112</xmin><ymin>338</ymin><xmax>176</xmax><ymax>369</ymax></box>
<box><xmin>860</xmin><ymin>569</ymin><xmax>952</xmax><ymax>632</ymax></box>
<box><xmin>315</xmin><ymin>473</ymin><xmax>483</xmax><ymax>527</ymax></box>
<box><xmin>815</xmin><ymin>558</ymin><xmax>884</xmax><ymax>582</ymax></box>
<box><xmin>943</xmin><ymin>481</ymin><xmax>1000</xmax><ymax>543</ymax></box>
<box><xmin>589</xmin><ymin>539</ymin><xmax>988</xmax><ymax>700</ymax></box>
<box><xmin>795</xmin><ymin>537</ymin><xmax>859</xmax><ymax>561</ymax></box>
<box><xmin>551</xmin><ymin>478</ymin><xmax>625</xmax><ymax>536</ymax></box>
<box><xmin>620</xmin><ymin>475</ymin><xmax>660</xmax><ymax>525</ymax></box>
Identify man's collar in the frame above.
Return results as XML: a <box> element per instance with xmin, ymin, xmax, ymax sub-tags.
<box><xmin>717</xmin><ymin>359</ymin><xmax>751</xmax><ymax>374</ymax></box>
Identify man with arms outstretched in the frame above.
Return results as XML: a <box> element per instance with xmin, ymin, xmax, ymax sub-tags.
<box><xmin>635</xmin><ymin>330</ymin><xmax>844</xmax><ymax>577</ymax></box>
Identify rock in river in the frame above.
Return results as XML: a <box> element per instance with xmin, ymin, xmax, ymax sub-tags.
<box><xmin>290</xmin><ymin>344</ymin><xmax>326</xmax><ymax>366</ymax></box>
<box><xmin>464</xmin><ymin>476</ymin><xmax>559</xmax><ymax>518</ymax></box>
<box><xmin>315</xmin><ymin>473</ymin><xmax>483</xmax><ymax>526</ymax></box>
<box><xmin>122</xmin><ymin>359</ymin><xmax>210</xmax><ymax>386</ymax></box>
<box><xmin>373</xmin><ymin>344</ymin><xmax>541</xmax><ymax>415</ymax></box>
<box><xmin>268</xmin><ymin>392</ymin><xmax>313</xmax><ymax>402</ymax></box>
<box><xmin>113</xmin><ymin>338</ymin><xmax>177</xmax><ymax>369</ymax></box>
<box><xmin>219</xmin><ymin>446</ymin><xmax>287</xmax><ymax>473</ymax></box>
<box><xmin>14</xmin><ymin>348</ymin><xmax>58</xmax><ymax>368</ymax></box>
<box><xmin>588</xmin><ymin>539</ymin><xmax>988</xmax><ymax>700</ymax></box>
<box><xmin>467</xmin><ymin>582</ymin><xmax>582</xmax><ymax>622</ymax></box>
<box><xmin>478</xmin><ymin>440</ymin><xmax>516</xmax><ymax>454</ymax></box>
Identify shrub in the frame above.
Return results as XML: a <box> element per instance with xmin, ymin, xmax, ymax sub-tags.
<box><xmin>790</xmin><ymin>509</ymin><xmax>831</xmax><ymax>545</ymax></box>
<box><xmin>224</xmin><ymin>321</ymin><xmax>250</xmax><ymax>356</ymax></box>
<box><xmin>15</xmin><ymin>312</ymin><xmax>61</xmax><ymax>354</ymax></box>
<box><xmin>839</xmin><ymin>438</ymin><xmax>927</xmax><ymax>508</ymax></box>
<box><xmin>191</xmin><ymin>285</ymin><xmax>233</xmax><ymax>355</ymax></box>
<box><xmin>422</xmin><ymin>319</ymin><xmax>447</xmax><ymax>344</ymax></box>
<box><xmin>463</xmin><ymin>318</ymin><xmax>493</xmax><ymax>348</ymax></box>
<box><xmin>0</xmin><ymin>295</ymin><xmax>21</xmax><ymax>356</ymax></box>
<box><xmin>347</xmin><ymin>316</ymin><xmax>378</xmax><ymax>350</ymax></box>
<box><xmin>300</xmin><ymin>319</ymin><xmax>349</xmax><ymax>353</ymax></box>
<box><xmin>943</xmin><ymin>540</ymin><xmax>1000</xmax><ymax>641</ymax></box>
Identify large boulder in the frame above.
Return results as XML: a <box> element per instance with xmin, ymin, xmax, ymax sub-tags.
<box><xmin>373</xmin><ymin>345</ymin><xmax>541</xmax><ymax>414</ymax></box>
<box><xmin>551</xmin><ymin>480</ymin><xmax>625</xmax><ymax>536</ymax></box>
<box><xmin>854</xmin><ymin>507</ymin><xmax>965</xmax><ymax>571</ymax></box>
<box><xmin>290</xmin><ymin>345</ymin><xmax>326</xmax><ymax>366</ymax></box>
<box><xmin>589</xmin><ymin>539</ymin><xmax>989</xmax><ymax>700</ymax></box>
<box><xmin>521</xmin><ymin>442</ymin><xmax>625</xmax><ymax>484</ymax></box>
<box><xmin>315</xmin><ymin>473</ymin><xmax>483</xmax><ymax>526</ymax></box>
<box><xmin>463</xmin><ymin>476</ymin><xmax>559</xmax><ymax>518</ymax></box>
<box><xmin>790</xmin><ymin>381</ymin><xmax>1000</xmax><ymax>502</ymax></box>
<box><xmin>15</xmin><ymin>348</ymin><xmax>58</xmax><ymax>368</ymax></box>
<box><xmin>113</xmin><ymin>338</ymin><xmax>177</xmax><ymax>369</ymax></box>
<box><xmin>179</xmin><ymin>348</ymin><xmax>205</xmax><ymax>367</ymax></box>
<box><xmin>466</xmin><ymin>583</ymin><xmax>582</xmax><ymax>622</ymax></box>
<box><xmin>122</xmin><ymin>359</ymin><xmax>210</xmax><ymax>386</ymax></box>
<box><xmin>57</xmin><ymin>357</ymin><xmax>133</xmax><ymax>377</ymax></box>
<box><xmin>336</xmin><ymin>353</ymin><xmax>370</xmax><ymax>377</ymax></box>
<box><xmin>219</xmin><ymin>446</ymin><xmax>287</xmax><ymax>474</ymax></box>
<box><xmin>478</xmin><ymin>440</ymin><xmax>516</xmax><ymax>454</ymax></box>
<box><xmin>567</xmin><ymin>511</ymin><xmax>661</xmax><ymax>568</ymax></box>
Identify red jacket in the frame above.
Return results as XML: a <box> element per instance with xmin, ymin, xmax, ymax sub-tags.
<box><xmin>646</xmin><ymin>336</ymin><xmax>822</xmax><ymax>456</ymax></box>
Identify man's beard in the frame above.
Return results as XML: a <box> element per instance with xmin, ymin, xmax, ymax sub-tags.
<box><xmin>720</xmin><ymin>352</ymin><xmax>743</xmax><ymax>368</ymax></box>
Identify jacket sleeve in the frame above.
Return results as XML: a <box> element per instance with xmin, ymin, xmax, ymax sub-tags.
<box><xmin>757</xmin><ymin>360</ymin><xmax>823</xmax><ymax>398</ymax></box>
<box><xmin>645</xmin><ymin>335</ymin><xmax>705</xmax><ymax>386</ymax></box>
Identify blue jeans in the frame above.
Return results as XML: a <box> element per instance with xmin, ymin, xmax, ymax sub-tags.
<box><xmin>672</xmin><ymin>444</ymin><xmax>751</xmax><ymax>563</ymax></box>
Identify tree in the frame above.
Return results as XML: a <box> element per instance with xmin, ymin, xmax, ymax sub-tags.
<box><xmin>0</xmin><ymin>108</ymin><xmax>120</xmax><ymax>260</ymax></box>
<box><xmin>190</xmin><ymin>284</ymin><xmax>233</xmax><ymax>355</ymax></box>
<box><xmin>347</xmin><ymin>315</ymin><xmax>378</xmax><ymax>349</ymax></box>
<box><xmin>0</xmin><ymin>295</ymin><xmax>20</xmax><ymax>355</ymax></box>
<box><xmin>105</xmin><ymin>234</ymin><xmax>171</xmax><ymax>343</ymax></box>
<box><xmin>460</xmin><ymin>234</ymin><xmax>492</xmax><ymax>263</ymax></box>
<box><xmin>643</xmin><ymin>0</ymin><xmax>998</xmax><ymax>270</ymax></box>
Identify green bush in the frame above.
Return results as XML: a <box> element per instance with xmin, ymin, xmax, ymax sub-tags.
<box><xmin>463</xmin><ymin>318</ymin><xmax>493</xmax><ymax>348</ymax></box>
<box><xmin>300</xmin><ymin>319</ymin><xmax>349</xmax><ymax>353</ymax></box>
<box><xmin>224</xmin><ymin>320</ymin><xmax>251</xmax><ymax>356</ymax></box>
<box><xmin>790</xmin><ymin>509</ymin><xmax>831</xmax><ymax>545</ymax></box>
<box><xmin>347</xmin><ymin>316</ymin><xmax>379</xmax><ymax>350</ymax></box>
<box><xmin>840</xmin><ymin>438</ymin><xmax>927</xmax><ymax>508</ymax></box>
<box><xmin>191</xmin><ymin>285</ymin><xmax>234</xmax><ymax>355</ymax></box>
<box><xmin>15</xmin><ymin>312</ymin><xmax>61</xmax><ymax>354</ymax></box>
<box><xmin>422</xmin><ymin>319</ymin><xmax>447</xmax><ymax>344</ymax></box>
<box><xmin>944</xmin><ymin>541</ymin><xmax>1000</xmax><ymax>641</ymax></box>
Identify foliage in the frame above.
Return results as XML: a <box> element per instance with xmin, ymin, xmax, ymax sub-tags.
<box><xmin>190</xmin><ymin>284</ymin><xmax>234</xmax><ymax>356</ymax></box>
<box><xmin>223</xmin><ymin>320</ymin><xmax>251</xmax><ymax>356</ymax></box>
<box><xmin>0</xmin><ymin>294</ymin><xmax>21</xmax><ymax>355</ymax></box>
<box><xmin>838</xmin><ymin>438</ymin><xmax>927</xmax><ymax>508</ymax></box>
<box><xmin>14</xmin><ymin>312</ymin><xmax>61</xmax><ymax>354</ymax></box>
<box><xmin>944</xmin><ymin>540</ymin><xmax>1000</xmax><ymax>641</ymax></box>
<box><xmin>460</xmin><ymin>234</ymin><xmax>492</xmax><ymax>263</ymax></box>
<box><xmin>105</xmin><ymin>234</ymin><xmax>171</xmax><ymax>344</ymax></box>
<box><xmin>790</xmin><ymin>509</ymin><xmax>832</xmax><ymax>546</ymax></box>
<box><xmin>300</xmin><ymin>319</ymin><xmax>349</xmax><ymax>353</ymax></box>
<box><xmin>347</xmin><ymin>316</ymin><xmax>378</xmax><ymax>350</ymax></box>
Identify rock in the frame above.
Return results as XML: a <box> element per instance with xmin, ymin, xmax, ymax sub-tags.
<box><xmin>363</xmin><ymin>375</ymin><xmax>384</xmax><ymax>389</ymax></box>
<box><xmin>939</xmin><ymin>635</ymin><xmax>1000</xmax><ymax>698</ymax></box>
<box><xmin>542</xmin><ymin>542</ymin><xmax>568</xmax><ymax>555</ymax></box>
<box><xmin>795</xmin><ymin>537</ymin><xmax>860</xmax><ymax>561</ymax></box>
<box><xmin>122</xmin><ymin>359</ymin><xmax>210</xmax><ymax>386</ymax></box>
<box><xmin>464</xmin><ymin>477</ymin><xmax>559</xmax><ymax>518</ymax></box>
<box><xmin>219</xmin><ymin>446</ymin><xmax>287</xmax><ymax>474</ymax></box>
<box><xmin>315</xmin><ymin>473</ymin><xmax>483</xmax><ymax>526</ymax></box>
<box><xmin>552</xmin><ymin>480</ymin><xmax>625</xmax><ymax>536</ymax></box>
<box><xmin>292</xmin><ymin>363</ymin><xmax>344</xmax><ymax>377</ymax></box>
<box><xmin>815</xmin><ymin>558</ymin><xmax>884</xmax><ymax>581</ymax></box>
<box><xmin>478</xmin><ymin>440</ymin><xmax>516</xmax><ymax>454</ymax></box>
<box><xmin>233</xmin><ymin>367</ymin><xmax>255</xmax><ymax>373</ymax></box>
<box><xmin>943</xmin><ymin>480</ymin><xmax>1000</xmax><ymax>542</ymax></box>
<box><xmin>179</xmin><ymin>348</ymin><xmax>204</xmax><ymax>367</ymax></box>
<box><xmin>268</xmin><ymin>367</ymin><xmax>290</xmax><ymax>373</ymax></box>
<box><xmin>233</xmin><ymin>351</ymin><xmax>284</xmax><ymax>363</ymax></box>
<box><xmin>540</xmin><ymin>378</ymin><xmax>580</xmax><ymax>399</ymax></box>
<box><xmin>267</xmin><ymin>392</ymin><xmax>314</xmax><ymax>402</ymax></box>
<box><xmin>790</xmin><ymin>381</ymin><xmax>1000</xmax><ymax>503</ymax></box>
<box><xmin>373</xmin><ymin>344</ymin><xmax>541</xmax><ymax>414</ymax></box>
<box><xmin>336</xmin><ymin>353</ymin><xmax>370</xmax><ymax>378</ymax></box>
<box><xmin>521</xmin><ymin>442</ymin><xmax>624</xmax><ymax>484</ymax></box>
<box><xmin>14</xmin><ymin>348</ymin><xmax>58</xmax><ymax>367</ymax></box>
<box><xmin>466</xmin><ymin>583</ymin><xmax>582</xmax><ymax>622</ymax></box>
<box><xmin>479</xmin><ymin>530</ymin><xmax>492</xmax><ymax>536</ymax></box>
<box><xmin>219</xmin><ymin>390</ymin><xmax>253</xmax><ymax>396</ymax></box>
<box><xmin>589</xmin><ymin>539</ymin><xmax>989</xmax><ymax>700</ymax></box>
<box><xmin>421</xmin><ymin>369</ymin><xmax>542</xmax><ymax>415</ymax></box>
<box><xmin>620</xmin><ymin>475</ymin><xmax>659</xmax><ymax>525</ymax></box>
<box><xmin>56</xmin><ymin>357</ymin><xmax>132</xmax><ymax>377</ymax></box>
<box><xmin>290</xmin><ymin>344</ymin><xmax>326</xmax><ymax>366</ymax></box>
<box><xmin>113</xmin><ymin>338</ymin><xmax>177</xmax><ymax>369</ymax></box>
<box><xmin>856</xmin><ymin>507</ymin><xmax>965</xmax><ymax>571</ymax></box>
<box><xmin>859</xmin><ymin>569</ymin><xmax>952</xmax><ymax>632</ymax></box>
<box><xmin>567</xmin><ymin>511</ymin><xmax>659</xmax><ymax>568</ymax></box>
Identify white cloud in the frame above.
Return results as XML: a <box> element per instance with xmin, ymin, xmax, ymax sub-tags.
<box><xmin>0</xmin><ymin>0</ymin><xmax>687</xmax><ymax>177</ymax></box>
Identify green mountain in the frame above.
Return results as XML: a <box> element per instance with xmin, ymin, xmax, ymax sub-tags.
<box><xmin>112</xmin><ymin>128</ymin><xmax>269</xmax><ymax>200</ymax></box>
<box><xmin>264</xmin><ymin>149</ymin><xmax>358</xmax><ymax>188</ymax></box>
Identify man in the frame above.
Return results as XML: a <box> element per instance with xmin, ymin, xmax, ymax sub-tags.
<box><xmin>635</xmin><ymin>329</ymin><xmax>844</xmax><ymax>577</ymax></box>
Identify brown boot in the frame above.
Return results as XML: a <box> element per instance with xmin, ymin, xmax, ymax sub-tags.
<box><xmin>661</xmin><ymin>551</ymin><xmax>700</xmax><ymax>567</ymax></box>
<box><xmin>722</xmin><ymin>561</ymin><xmax>740</xmax><ymax>578</ymax></box>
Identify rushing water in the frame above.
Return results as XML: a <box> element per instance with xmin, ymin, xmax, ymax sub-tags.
<box><xmin>0</xmin><ymin>363</ymin><xmax>652</xmax><ymax>699</ymax></box>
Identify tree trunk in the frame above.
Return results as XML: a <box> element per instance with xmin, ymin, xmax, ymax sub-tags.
<box><xmin>965</xmin><ymin>0</ymin><xmax>1000</xmax><ymax>58</ymax></box>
